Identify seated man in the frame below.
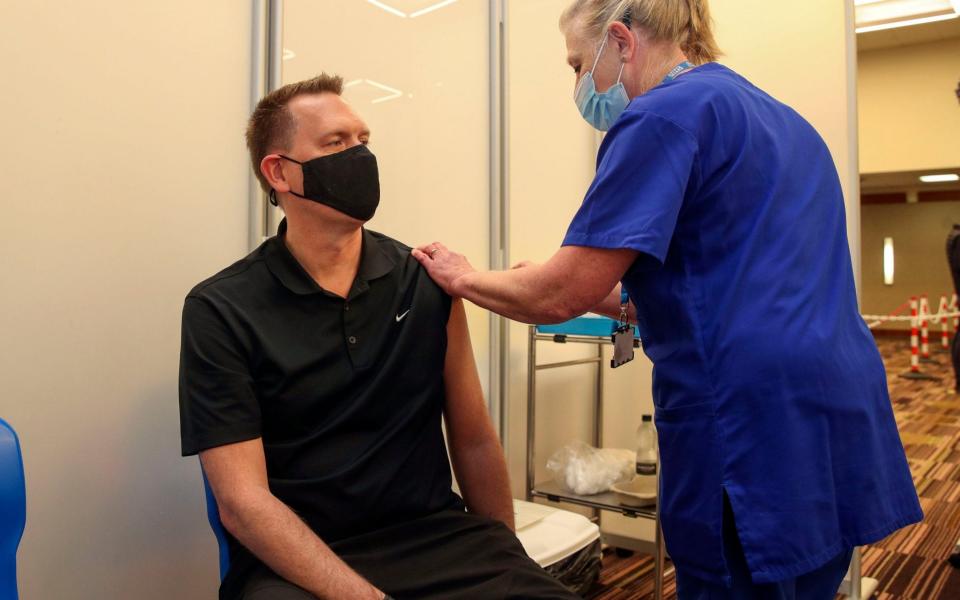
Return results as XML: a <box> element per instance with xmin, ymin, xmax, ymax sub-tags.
<box><xmin>179</xmin><ymin>73</ymin><xmax>579</xmax><ymax>600</ymax></box>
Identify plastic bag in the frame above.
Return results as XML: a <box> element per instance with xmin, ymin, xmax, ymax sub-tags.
<box><xmin>547</xmin><ymin>537</ymin><xmax>602</xmax><ymax>596</ymax></box>
<box><xmin>546</xmin><ymin>441</ymin><xmax>636</xmax><ymax>495</ymax></box>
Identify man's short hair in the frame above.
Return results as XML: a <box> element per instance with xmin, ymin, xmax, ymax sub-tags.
<box><xmin>245</xmin><ymin>73</ymin><xmax>344</xmax><ymax>193</ymax></box>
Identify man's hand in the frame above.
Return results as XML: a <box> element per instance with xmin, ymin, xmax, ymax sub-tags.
<box><xmin>411</xmin><ymin>242</ymin><xmax>475</xmax><ymax>297</ymax></box>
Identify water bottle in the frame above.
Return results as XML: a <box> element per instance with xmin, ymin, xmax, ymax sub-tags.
<box><xmin>636</xmin><ymin>415</ymin><xmax>658</xmax><ymax>478</ymax></box>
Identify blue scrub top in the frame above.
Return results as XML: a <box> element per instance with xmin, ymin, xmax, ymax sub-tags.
<box><xmin>563</xmin><ymin>63</ymin><xmax>922</xmax><ymax>585</ymax></box>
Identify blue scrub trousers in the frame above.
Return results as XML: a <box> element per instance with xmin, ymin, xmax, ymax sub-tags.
<box><xmin>676</xmin><ymin>496</ymin><xmax>853</xmax><ymax>600</ymax></box>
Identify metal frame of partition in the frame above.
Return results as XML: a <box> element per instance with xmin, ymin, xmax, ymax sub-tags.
<box><xmin>249</xmin><ymin>0</ymin><xmax>268</xmax><ymax>250</ymax></box>
<box><xmin>488</xmin><ymin>0</ymin><xmax>510</xmax><ymax>446</ymax></box>
<box><xmin>249</xmin><ymin>0</ymin><xmax>284</xmax><ymax>250</ymax></box>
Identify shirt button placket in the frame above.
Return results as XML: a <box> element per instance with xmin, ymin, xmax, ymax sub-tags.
<box><xmin>344</xmin><ymin>301</ymin><xmax>358</xmax><ymax>349</ymax></box>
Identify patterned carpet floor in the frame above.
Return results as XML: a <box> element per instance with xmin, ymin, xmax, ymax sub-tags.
<box><xmin>587</xmin><ymin>337</ymin><xmax>960</xmax><ymax>599</ymax></box>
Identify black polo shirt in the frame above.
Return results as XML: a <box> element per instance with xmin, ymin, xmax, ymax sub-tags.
<box><xmin>179</xmin><ymin>219</ymin><xmax>463</xmax><ymax>594</ymax></box>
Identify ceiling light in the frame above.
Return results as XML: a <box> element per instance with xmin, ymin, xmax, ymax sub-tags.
<box><xmin>409</xmin><ymin>0</ymin><xmax>459</xmax><ymax>18</ymax></box>
<box><xmin>856</xmin><ymin>0</ymin><xmax>960</xmax><ymax>33</ymax></box>
<box><xmin>365</xmin><ymin>80</ymin><xmax>403</xmax><ymax>104</ymax></box>
<box><xmin>343</xmin><ymin>79</ymin><xmax>404</xmax><ymax>104</ymax></box>
<box><xmin>367</xmin><ymin>0</ymin><xmax>407</xmax><ymax>18</ymax></box>
<box><xmin>366</xmin><ymin>0</ymin><xmax>459</xmax><ymax>19</ymax></box>
<box><xmin>919</xmin><ymin>173</ymin><xmax>960</xmax><ymax>183</ymax></box>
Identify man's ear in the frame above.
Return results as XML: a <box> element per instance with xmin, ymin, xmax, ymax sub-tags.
<box><xmin>607</xmin><ymin>21</ymin><xmax>638</xmax><ymax>61</ymax></box>
<box><xmin>260</xmin><ymin>154</ymin><xmax>291</xmax><ymax>194</ymax></box>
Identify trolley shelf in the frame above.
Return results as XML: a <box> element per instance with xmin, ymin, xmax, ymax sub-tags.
<box><xmin>526</xmin><ymin>318</ymin><xmax>666</xmax><ymax>600</ymax></box>
<box><xmin>531</xmin><ymin>480</ymin><xmax>657</xmax><ymax>519</ymax></box>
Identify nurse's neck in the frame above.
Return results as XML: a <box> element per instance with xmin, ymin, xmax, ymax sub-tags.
<box><xmin>626</xmin><ymin>38</ymin><xmax>690</xmax><ymax>98</ymax></box>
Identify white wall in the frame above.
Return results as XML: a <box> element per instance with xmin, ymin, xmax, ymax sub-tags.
<box><xmin>858</xmin><ymin>38</ymin><xmax>960</xmax><ymax>174</ymax></box>
<box><xmin>713</xmin><ymin>0</ymin><xmax>862</xmax><ymax>286</ymax></box>
<box><xmin>0</xmin><ymin>2</ymin><xmax>251</xmax><ymax>597</ymax></box>
<box><xmin>507</xmin><ymin>0</ymin><xmax>610</xmax><ymax>503</ymax></box>
<box><xmin>861</xmin><ymin>201</ymin><xmax>958</xmax><ymax>325</ymax></box>
<box><xmin>856</xmin><ymin>34</ymin><xmax>960</xmax><ymax>321</ymax></box>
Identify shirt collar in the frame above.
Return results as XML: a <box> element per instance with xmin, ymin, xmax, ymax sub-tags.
<box><xmin>266</xmin><ymin>218</ymin><xmax>396</xmax><ymax>296</ymax></box>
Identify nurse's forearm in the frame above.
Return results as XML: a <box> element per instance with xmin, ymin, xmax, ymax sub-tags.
<box><xmin>453</xmin><ymin>267</ymin><xmax>586</xmax><ymax>325</ymax></box>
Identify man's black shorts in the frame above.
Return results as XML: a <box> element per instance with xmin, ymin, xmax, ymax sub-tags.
<box><xmin>238</xmin><ymin>509</ymin><xmax>581</xmax><ymax>600</ymax></box>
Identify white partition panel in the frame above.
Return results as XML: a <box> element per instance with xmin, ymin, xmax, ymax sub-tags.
<box><xmin>504</xmin><ymin>0</ymin><xmax>637</xmax><ymax>508</ymax></box>
<box><xmin>0</xmin><ymin>2</ymin><xmax>251</xmax><ymax>598</ymax></box>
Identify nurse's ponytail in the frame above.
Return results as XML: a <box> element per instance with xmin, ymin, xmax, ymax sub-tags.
<box><xmin>683</xmin><ymin>0</ymin><xmax>721</xmax><ymax>65</ymax></box>
<box><xmin>561</xmin><ymin>0</ymin><xmax>722</xmax><ymax>65</ymax></box>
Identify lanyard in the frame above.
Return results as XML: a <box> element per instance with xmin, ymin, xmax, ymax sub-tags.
<box><xmin>612</xmin><ymin>288</ymin><xmax>635</xmax><ymax>368</ymax></box>
<box><xmin>662</xmin><ymin>60</ymin><xmax>694</xmax><ymax>84</ymax></box>
<box><xmin>618</xmin><ymin>289</ymin><xmax>630</xmax><ymax>326</ymax></box>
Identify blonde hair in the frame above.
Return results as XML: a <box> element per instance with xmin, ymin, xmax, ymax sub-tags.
<box><xmin>560</xmin><ymin>0</ymin><xmax>721</xmax><ymax>65</ymax></box>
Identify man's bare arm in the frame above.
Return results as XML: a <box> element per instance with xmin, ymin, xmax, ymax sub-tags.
<box><xmin>442</xmin><ymin>299</ymin><xmax>515</xmax><ymax>530</ymax></box>
<box><xmin>200</xmin><ymin>440</ymin><xmax>385</xmax><ymax>600</ymax></box>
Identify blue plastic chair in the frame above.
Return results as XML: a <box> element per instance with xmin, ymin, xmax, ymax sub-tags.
<box><xmin>201</xmin><ymin>468</ymin><xmax>231</xmax><ymax>582</ymax></box>
<box><xmin>0</xmin><ymin>419</ymin><xmax>26</xmax><ymax>600</ymax></box>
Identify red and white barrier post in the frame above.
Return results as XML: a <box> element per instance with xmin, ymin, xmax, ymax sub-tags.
<box><xmin>941</xmin><ymin>295</ymin><xmax>950</xmax><ymax>351</ymax></box>
<box><xmin>901</xmin><ymin>296</ymin><xmax>941</xmax><ymax>381</ymax></box>
<box><xmin>919</xmin><ymin>295</ymin><xmax>936</xmax><ymax>363</ymax></box>
<box><xmin>952</xmin><ymin>294</ymin><xmax>959</xmax><ymax>337</ymax></box>
<box><xmin>911</xmin><ymin>298</ymin><xmax>921</xmax><ymax>372</ymax></box>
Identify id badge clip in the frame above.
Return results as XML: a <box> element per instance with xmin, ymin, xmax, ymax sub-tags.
<box><xmin>611</xmin><ymin>289</ymin><xmax>635</xmax><ymax>369</ymax></box>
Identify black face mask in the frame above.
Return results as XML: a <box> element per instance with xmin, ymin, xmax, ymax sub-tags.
<box><xmin>275</xmin><ymin>144</ymin><xmax>380</xmax><ymax>221</ymax></box>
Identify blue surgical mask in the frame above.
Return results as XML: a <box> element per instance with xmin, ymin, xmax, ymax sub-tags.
<box><xmin>574</xmin><ymin>34</ymin><xmax>630</xmax><ymax>131</ymax></box>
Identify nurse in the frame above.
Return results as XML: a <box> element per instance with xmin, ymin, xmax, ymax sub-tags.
<box><xmin>412</xmin><ymin>0</ymin><xmax>923</xmax><ymax>597</ymax></box>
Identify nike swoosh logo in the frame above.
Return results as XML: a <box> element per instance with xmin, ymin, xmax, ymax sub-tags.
<box><xmin>396</xmin><ymin>310</ymin><xmax>411</xmax><ymax>322</ymax></box>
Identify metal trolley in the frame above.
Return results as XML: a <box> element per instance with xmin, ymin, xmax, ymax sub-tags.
<box><xmin>525</xmin><ymin>316</ymin><xmax>669</xmax><ymax>600</ymax></box>
<box><xmin>525</xmin><ymin>317</ymin><xmax>878</xmax><ymax>600</ymax></box>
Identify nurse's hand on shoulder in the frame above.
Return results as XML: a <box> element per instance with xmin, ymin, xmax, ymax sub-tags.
<box><xmin>412</xmin><ymin>242</ymin><xmax>474</xmax><ymax>296</ymax></box>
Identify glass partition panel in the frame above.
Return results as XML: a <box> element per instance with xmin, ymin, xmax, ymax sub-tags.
<box><xmin>282</xmin><ymin>0</ymin><xmax>493</xmax><ymax>393</ymax></box>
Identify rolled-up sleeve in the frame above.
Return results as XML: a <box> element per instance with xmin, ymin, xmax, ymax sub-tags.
<box><xmin>562</xmin><ymin>110</ymin><xmax>699</xmax><ymax>269</ymax></box>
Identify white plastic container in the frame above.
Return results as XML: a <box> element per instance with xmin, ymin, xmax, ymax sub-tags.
<box><xmin>513</xmin><ymin>499</ymin><xmax>602</xmax><ymax>594</ymax></box>
<box><xmin>611</xmin><ymin>476</ymin><xmax>657</xmax><ymax>507</ymax></box>
<box><xmin>514</xmin><ymin>499</ymin><xmax>599</xmax><ymax>566</ymax></box>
